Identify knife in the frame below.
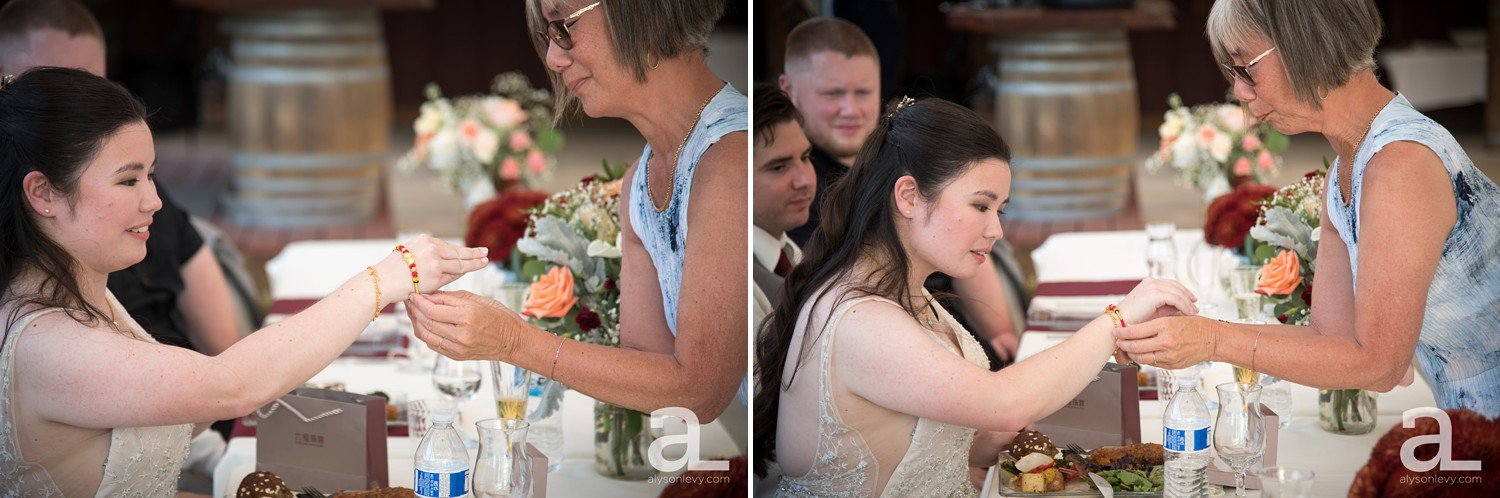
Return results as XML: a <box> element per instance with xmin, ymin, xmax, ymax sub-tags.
<box><xmin>1088</xmin><ymin>472</ymin><xmax>1115</xmax><ymax>498</ymax></box>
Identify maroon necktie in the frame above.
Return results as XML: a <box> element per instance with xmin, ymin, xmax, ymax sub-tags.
<box><xmin>774</xmin><ymin>248</ymin><xmax>792</xmax><ymax>277</ymax></box>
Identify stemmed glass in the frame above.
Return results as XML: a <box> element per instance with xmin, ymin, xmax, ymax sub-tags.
<box><xmin>1145</xmin><ymin>222</ymin><xmax>1179</xmax><ymax>279</ymax></box>
<box><xmin>433</xmin><ymin>356</ymin><xmax>484</xmax><ymax>422</ymax></box>
<box><xmin>1215</xmin><ymin>382</ymin><xmax>1267</xmax><ymax>497</ymax></box>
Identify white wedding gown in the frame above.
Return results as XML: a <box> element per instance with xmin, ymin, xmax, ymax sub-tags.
<box><xmin>0</xmin><ymin>292</ymin><xmax>192</xmax><ymax>497</ymax></box>
<box><xmin>774</xmin><ymin>284</ymin><xmax>988</xmax><ymax>497</ymax></box>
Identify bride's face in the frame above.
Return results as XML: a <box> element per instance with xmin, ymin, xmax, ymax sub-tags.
<box><xmin>901</xmin><ymin>158</ymin><xmax>1010</xmax><ymax>280</ymax></box>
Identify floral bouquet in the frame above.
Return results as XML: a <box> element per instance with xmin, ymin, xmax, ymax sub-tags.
<box><xmin>510</xmin><ymin>160</ymin><xmax>656</xmax><ymax>478</ymax></box>
<box><xmin>1146</xmin><ymin>94</ymin><xmax>1290</xmax><ymax>202</ymax></box>
<box><xmin>399</xmin><ymin>72</ymin><xmax>565</xmax><ymax>202</ymax></box>
<box><xmin>1243</xmin><ymin>165</ymin><xmax>1374</xmax><ymax>434</ymax></box>
<box><xmin>514</xmin><ymin>159</ymin><xmax>628</xmax><ymax>346</ymax></box>
<box><xmin>1247</xmin><ymin>167</ymin><xmax>1326</xmax><ymax>326</ymax></box>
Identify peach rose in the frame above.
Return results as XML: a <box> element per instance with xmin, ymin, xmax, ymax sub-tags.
<box><xmin>1234</xmin><ymin>157</ymin><xmax>1252</xmax><ymax>176</ymax></box>
<box><xmin>1241</xmin><ymin>134</ymin><xmax>1261</xmax><ymax>151</ymax></box>
<box><xmin>509</xmin><ymin>131</ymin><xmax>533</xmax><ymax>152</ymax></box>
<box><xmin>523</xmin><ymin>265</ymin><xmax>578</xmax><ymax>318</ymax></box>
<box><xmin>1256</xmin><ymin>250</ymin><xmax>1303</xmax><ymax>296</ymax></box>
<box><xmin>526</xmin><ymin>149</ymin><xmax>548</xmax><ymax>173</ymax></box>
<box><xmin>499</xmin><ymin>158</ymin><xmax>521</xmax><ymax>180</ymax></box>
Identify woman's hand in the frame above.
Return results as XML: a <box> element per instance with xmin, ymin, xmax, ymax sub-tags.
<box><xmin>376</xmin><ymin>235</ymin><xmax>490</xmax><ymax>302</ymax></box>
<box><xmin>406</xmin><ymin>290</ymin><xmax>530</xmax><ymax>361</ymax></box>
<box><xmin>1115</xmin><ymin>277</ymin><xmax>1199</xmax><ymax>325</ymax></box>
<box><xmin>1113</xmin><ymin>315</ymin><xmax>1216</xmax><ymax>369</ymax></box>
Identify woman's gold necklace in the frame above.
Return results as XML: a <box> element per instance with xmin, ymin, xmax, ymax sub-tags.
<box><xmin>648</xmin><ymin>92</ymin><xmax>717</xmax><ymax>212</ymax></box>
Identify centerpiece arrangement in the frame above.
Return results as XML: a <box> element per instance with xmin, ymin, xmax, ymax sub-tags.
<box><xmin>1147</xmin><ymin>94</ymin><xmax>1289</xmax><ymax>202</ymax></box>
<box><xmin>511</xmin><ymin>161</ymin><xmax>658</xmax><ymax>479</ymax></box>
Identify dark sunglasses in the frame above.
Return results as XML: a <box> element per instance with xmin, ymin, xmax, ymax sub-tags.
<box><xmin>535</xmin><ymin>1</ymin><xmax>601</xmax><ymax>51</ymax></box>
<box><xmin>1222</xmin><ymin>46</ymin><xmax>1276</xmax><ymax>87</ymax></box>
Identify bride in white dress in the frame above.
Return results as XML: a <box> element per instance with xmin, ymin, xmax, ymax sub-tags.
<box><xmin>0</xmin><ymin>68</ymin><xmax>488</xmax><ymax>496</ymax></box>
<box><xmin>753</xmin><ymin>98</ymin><xmax>1199</xmax><ymax>497</ymax></box>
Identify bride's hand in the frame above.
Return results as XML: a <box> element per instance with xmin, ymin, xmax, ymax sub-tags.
<box><xmin>1115</xmin><ymin>277</ymin><xmax>1199</xmax><ymax>326</ymax></box>
<box><xmin>376</xmin><ymin>235</ymin><xmax>489</xmax><ymax>301</ymax></box>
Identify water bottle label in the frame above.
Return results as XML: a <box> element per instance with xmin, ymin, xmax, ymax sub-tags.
<box><xmin>415</xmin><ymin>468</ymin><xmax>469</xmax><ymax>497</ymax></box>
<box><xmin>1164</xmin><ymin>426</ymin><xmax>1210</xmax><ymax>452</ymax></box>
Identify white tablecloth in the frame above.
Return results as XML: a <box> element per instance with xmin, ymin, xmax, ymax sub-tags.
<box><xmin>214</xmin><ymin>240</ymin><xmax>740</xmax><ymax>497</ymax></box>
<box><xmin>1004</xmin><ymin>230</ymin><xmax>1442</xmax><ymax>496</ymax></box>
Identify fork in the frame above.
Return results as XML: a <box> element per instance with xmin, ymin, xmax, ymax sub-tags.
<box><xmin>301</xmin><ymin>486</ymin><xmax>328</xmax><ymax>498</ymax></box>
<box><xmin>1066</xmin><ymin>442</ymin><xmax>1088</xmax><ymax>455</ymax></box>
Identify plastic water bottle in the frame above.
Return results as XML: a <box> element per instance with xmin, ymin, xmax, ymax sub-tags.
<box><xmin>415</xmin><ymin>409</ymin><xmax>471</xmax><ymax>498</ymax></box>
<box><xmin>1163</xmin><ymin>376</ymin><xmax>1212</xmax><ymax>497</ymax></box>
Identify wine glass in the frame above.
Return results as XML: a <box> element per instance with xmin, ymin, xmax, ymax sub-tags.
<box><xmin>1145</xmin><ymin>222</ymin><xmax>1179</xmax><ymax>279</ymax></box>
<box><xmin>1215</xmin><ymin>382</ymin><xmax>1267</xmax><ymax>497</ymax></box>
<box><xmin>433</xmin><ymin>356</ymin><xmax>484</xmax><ymax>405</ymax></box>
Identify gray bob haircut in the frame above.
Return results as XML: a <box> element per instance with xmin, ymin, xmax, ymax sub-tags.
<box><xmin>526</xmin><ymin>0</ymin><xmax>727</xmax><ymax>121</ymax></box>
<box><xmin>1207</xmin><ymin>0</ymin><xmax>1383</xmax><ymax>109</ymax></box>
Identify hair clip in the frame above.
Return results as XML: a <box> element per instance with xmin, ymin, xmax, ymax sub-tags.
<box><xmin>0</xmin><ymin>74</ymin><xmax>13</xmax><ymax>90</ymax></box>
<box><xmin>886</xmin><ymin>95</ymin><xmax>916</xmax><ymax>120</ymax></box>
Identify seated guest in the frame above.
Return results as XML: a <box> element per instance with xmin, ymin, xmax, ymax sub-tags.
<box><xmin>0</xmin><ymin>0</ymin><xmax>243</xmax><ymax>356</ymax></box>
<box><xmin>0</xmin><ymin>67</ymin><xmax>488</xmax><ymax>496</ymax></box>
<box><xmin>752</xmin><ymin>82</ymin><xmax>816</xmax><ymax>334</ymax></box>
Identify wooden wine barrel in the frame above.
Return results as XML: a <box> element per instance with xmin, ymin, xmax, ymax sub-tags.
<box><xmin>223</xmin><ymin>8</ymin><xmax>391</xmax><ymax>227</ymax></box>
<box><xmin>990</xmin><ymin>29</ymin><xmax>1138</xmax><ymax>221</ymax></box>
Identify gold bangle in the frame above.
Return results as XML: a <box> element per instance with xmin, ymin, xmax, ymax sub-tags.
<box><xmin>366</xmin><ymin>266</ymin><xmax>382</xmax><ymax>322</ymax></box>
<box><xmin>1250</xmin><ymin>329</ymin><xmax>1262</xmax><ymax>372</ymax></box>
<box><xmin>548</xmin><ymin>336</ymin><xmax>564</xmax><ymax>380</ymax></box>
<box><xmin>395</xmin><ymin>244</ymin><xmax>420</xmax><ymax>295</ymax></box>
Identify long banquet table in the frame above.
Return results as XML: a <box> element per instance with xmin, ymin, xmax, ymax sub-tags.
<box><xmin>982</xmin><ymin>230</ymin><xmax>1440</xmax><ymax>497</ymax></box>
<box><xmin>212</xmin><ymin>239</ymin><xmax>742</xmax><ymax>497</ymax></box>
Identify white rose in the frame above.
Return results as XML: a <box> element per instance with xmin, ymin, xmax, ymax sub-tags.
<box><xmin>471</xmin><ymin>127</ymin><xmax>500</xmax><ymax>164</ymax></box>
<box><xmin>1217</xmin><ymin>105</ymin><xmax>1249</xmax><ymax>133</ymax></box>
<box><xmin>483</xmin><ymin>97</ymin><xmax>527</xmax><ymax>129</ymax></box>
<box><xmin>427</xmin><ymin>129</ymin><xmax>460</xmax><ymax>169</ymax></box>
<box><xmin>1159</xmin><ymin>113</ymin><xmax>1185</xmax><ymax>140</ymax></box>
<box><xmin>1210</xmin><ymin>133</ymin><xmax>1232</xmax><ymax>163</ymax></box>
<box><xmin>415</xmin><ymin>102</ymin><xmax>445</xmax><ymax>135</ymax></box>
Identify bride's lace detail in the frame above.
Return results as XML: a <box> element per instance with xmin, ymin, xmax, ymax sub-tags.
<box><xmin>777</xmin><ymin>292</ymin><xmax>988</xmax><ymax>497</ymax></box>
<box><xmin>1</xmin><ymin>293</ymin><xmax>192</xmax><ymax>497</ymax></box>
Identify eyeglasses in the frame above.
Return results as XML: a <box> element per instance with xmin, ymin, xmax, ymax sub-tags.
<box><xmin>535</xmin><ymin>1</ymin><xmax>601</xmax><ymax>51</ymax></box>
<box><xmin>1222</xmin><ymin>46</ymin><xmax>1276</xmax><ymax>87</ymax></box>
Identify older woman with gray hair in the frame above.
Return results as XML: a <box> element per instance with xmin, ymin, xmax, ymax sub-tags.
<box><xmin>1113</xmin><ymin>0</ymin><xmax>1500</xmax><ymax>417</ymax></box>
<box><xmin>404</xmin><ymin>0</ymin><xmax>749</xmax><ymax>441</ymax></box>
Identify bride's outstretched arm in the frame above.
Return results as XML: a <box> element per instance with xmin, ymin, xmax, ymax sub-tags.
<box><xmin>14</xmin><ymin>236</ymin><xmax>488</xmax><ymax>429</ymax></box>
<box><xmin>832</xmin><ymin>279</ymin><xmax>1196</xmax><ymax>433</ymax></box>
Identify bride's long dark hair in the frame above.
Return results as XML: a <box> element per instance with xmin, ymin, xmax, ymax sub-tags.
<box><xmin>753</xmin><ymin>97</ymin><xmax>1011</xmax><ymax>476</ymax></box>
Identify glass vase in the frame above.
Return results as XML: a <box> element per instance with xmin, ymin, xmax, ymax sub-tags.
<box><xmin>593</xmin><ymin>401</ymin><xmax>657</xmax><ymax>480</ymax></box>
<box><xmin>1317</xmin><ymin>389</ymin><xmax>1376</xmax><ymax>435</ymax></box>
<box><xmin>473</xmin><ymin>418</ymin><xmax>532</xmax><ymax>498</ymax></box>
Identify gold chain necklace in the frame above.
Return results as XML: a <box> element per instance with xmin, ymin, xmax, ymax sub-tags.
<box><xmin>648</xmin><ymin>92</ymin><xmax>717</xmax><ymax>212</ymax></box>
<box><xmin>1338</xmin><ymin>104</ymin><xmax>1385</xmax><ymax>207</ymax></box>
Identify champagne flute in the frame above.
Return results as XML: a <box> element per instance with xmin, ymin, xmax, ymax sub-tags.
<box><xmin>491</xmin><ymin>361</ymin><xmax>533</xmax><ymax>421</ymax></box>
<box><xmin>1215</xmin><ymin>382</ymin><xmax>1267</xmax><ymax>497</ymax></box>
<box><xmin>1229</xmin><ymin>265</ymin><xmax>1264</xmax><ymax>321</ymax></box>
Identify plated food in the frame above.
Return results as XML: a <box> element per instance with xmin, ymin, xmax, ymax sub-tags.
<box><xmin>995</xmin><ymin>432</ymin><xmax>1167</xmax><ymax>496</ymax></box>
